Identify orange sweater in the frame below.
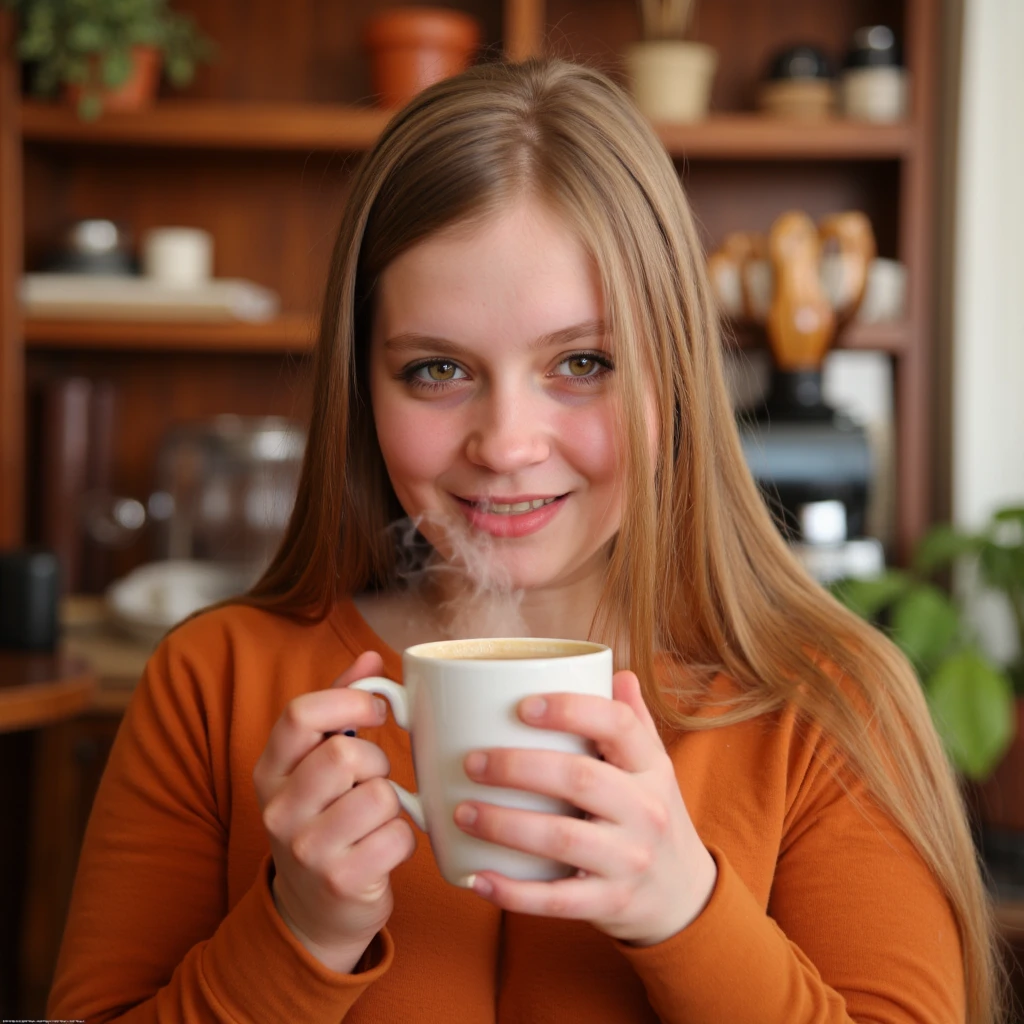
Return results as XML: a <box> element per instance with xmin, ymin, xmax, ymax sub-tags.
<box><xmin>49</xmin><ymin>598</ymin><xmax>965</xmax><ymax>1023</ymax></box>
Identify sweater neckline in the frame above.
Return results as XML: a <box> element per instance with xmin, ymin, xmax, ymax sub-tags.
<box><xmin>330</xmin><ymin>594</ymin><xmax>404</xmax><ymax>682</ymax></box>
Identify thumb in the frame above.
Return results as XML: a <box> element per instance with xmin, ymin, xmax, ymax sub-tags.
<box><xmin>324</xmin><ymin>651</ymin><xmax>388</xmax><ymax>739</ymax></box>
<box><xmin>332</xmin><ymin>650</ymin><xmax>386</xmax><ymax>689</ymax></box>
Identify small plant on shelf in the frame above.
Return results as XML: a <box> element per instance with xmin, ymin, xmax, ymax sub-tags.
<box><xmin>638</xmin><ymin>0</ymin><xmax>696</xmax><ymax>40</ymax></box>
<box><xmin>832</xmin><ymin>506</ymin><xmax>1024</xmax><ymax>780</ymax></box>
<box><xmin>2</xmin><ymin>0</ymin><xmax>215</xmax><ymax>120</ymax></box>
<box><xmin>626</xmin><ymin>0</ymin><xmax>717</xmax><ymax>124</ymax></box>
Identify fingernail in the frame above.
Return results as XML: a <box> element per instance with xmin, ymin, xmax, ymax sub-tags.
<box><xmin>454</xmin><ymin>803</ymin><xmax>478</xmax><ymax>828</ymax></box>
<box><xmin>520</xmin><ymin>696</ymin><xmax>546</xmax><ymax>720</ymax></box>
<box><xmin>458</xmin><ymin>873</ymin><xmax>493</xmax><ymax>896</ymax></box>
<box><xmin>464</xmin><ymin>751</ymin><xmax>487</xmax><ymax>777</ymax></box>
<box><xmin>374</xmin><ymin>698</ymin><xmax>388</xmax><ymax>720</ymax></box>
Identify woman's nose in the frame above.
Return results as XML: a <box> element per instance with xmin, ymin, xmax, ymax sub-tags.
<box><xmin>464</xmin><ymin>388</ymin><xmax>551</xmax><ymax>474</ymax></box>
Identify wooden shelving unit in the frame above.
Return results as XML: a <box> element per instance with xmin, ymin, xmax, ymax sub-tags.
<box><xmin>0</xmin><ymin>0</ymin><xmax>942</xmax><ymax>568</ymax></box>
<box><xmin>1</xmin><ymin>1</ymin><xmax>940</xmax><ymax>545</ymax></box>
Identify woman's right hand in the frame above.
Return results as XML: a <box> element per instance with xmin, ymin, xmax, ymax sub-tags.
<box><xmin>253</xmin><ymin>651</ymin><xmax>415</xmax><ymax>974</ymax></box>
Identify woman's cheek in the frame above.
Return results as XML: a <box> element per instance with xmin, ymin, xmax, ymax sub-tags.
<box><xmin>553</xmin><ymin>402</ymin><xmax>620</xmax><ymax>483</ymax></box>
<box><xmin>376</xmin><ymin>399</ymin><xmax>463</xmax><ymax>501</ymax></box>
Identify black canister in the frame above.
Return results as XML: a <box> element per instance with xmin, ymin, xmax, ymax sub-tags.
<box><xmin>0</xmin><ymin>548</ymin><xmax>61</xmax><ymax>651</ymax></box>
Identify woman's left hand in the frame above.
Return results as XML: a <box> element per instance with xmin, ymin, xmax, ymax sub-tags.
<box><xmin>453</xmin><ymin>671</ymin><xmax>718</xmax><ymax>947</ymax></box>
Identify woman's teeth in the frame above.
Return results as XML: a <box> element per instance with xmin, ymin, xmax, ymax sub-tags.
<box><xmin>481</xmin><ymin>497</ymin><xmax>559</xmax><ymax>516</ymax></box>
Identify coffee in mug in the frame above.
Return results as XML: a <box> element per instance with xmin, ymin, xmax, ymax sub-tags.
<box><xmin>351</xmin><ymin>637</ymin><xmax>613</xmax><ymax>885</ymax></box>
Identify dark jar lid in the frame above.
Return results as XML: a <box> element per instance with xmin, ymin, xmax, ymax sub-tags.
<box><xmin>844</xmin><ymin>25</ymin><xmax>903</xmax><ymax>69</ymax></box>
<box><xmin>767</xmin><ymin>44</ymin><xmax>834</xmax><ymax>81</ymax></box>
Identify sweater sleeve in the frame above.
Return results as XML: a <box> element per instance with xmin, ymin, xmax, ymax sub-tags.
<box><xmin>615</xmin><ymin>756</ymin><xmax>966</xmax><ymax>1023</ymax></box>
<box><xmin>47</xmin><ymin>633</ymin><xmax>393</xmax><ymax>1023</ymax></box>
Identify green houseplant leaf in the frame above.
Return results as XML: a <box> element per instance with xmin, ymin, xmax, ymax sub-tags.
<box><xmin>890</xmin><ymin>585</ymin><xmax>960</xmax><ymax>669</ymax></box>
<box><xmin>926</xmin><ymin>650</ymin><xmax>1015</xmax><ymax>780</ymax></box>
<box><xmin>101</xmin><ymin>47</ymin><xmax>133</xmax><ymax>88</ymax></box>
<box><xmin>979</xmin><ymin>540</ymin><xmax>1024</xmax><ymax>591</ymax></box>
<box><xmin>993</xmin><ymin>507</ymin><xmax>1024</xmax><ymax>526</ymax></box>
<box><xmin>833</xmin><ymin>501</ymin><xmax>1024</xmax><ymax>781</ymax></box>
<box><xmin>831</xmin><ymin>570</ymin><xmax>912</xmax><ymax>619</ymax></box>
<box><xmin>912</xmin><ymin>524</ymin><xmax>983</xmax><ymax>574</ymax></box>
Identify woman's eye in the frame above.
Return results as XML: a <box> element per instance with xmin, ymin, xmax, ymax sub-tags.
<box><xmin>410</xmin><ymin>360</ymin><xmax>467</xmax><ymax>383</ymax></box>
<box><xmin>554</xmin><ymin>353</ymin><xmax>613</xmax><ymax>381</ymax></box>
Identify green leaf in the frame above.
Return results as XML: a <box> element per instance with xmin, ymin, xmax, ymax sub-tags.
<box><xmin>890</xmin><ymin>585</ymin><xmax>960</xmax><ymax>669</ymax></box>
<box><xmin>78</xmin><ymin>92</ymin><xmax>103</xmax><ymax>121</ymax></box>
<box><xmin>62</xmin><ymin>54</ymin><xmax>91</xmax><ymax>86</ymax></box>
<box><xmin>927</xmin><ymin>650</ymin><xmax>1016</xmax><ymax>780</ymax></box>
<box><xmin>831</xmin><ymin>571</ymin><xmax>912</xmax><ymax>620</ymax></box>
<box><xmin>101</xmin><ymin>48</ymin><xmax>133</xmax><ymax>88</ymax></box>
<box><xmin>131</xmin><ymin>22</ymin><xmax>163</xmax><ymax>46</ymax></box>
<box><xmin>979</xmin><ymin>541</ymin><xmax>1024</xmax><ymax>590</ymax></box>
<box><xmin>994</xmin><ymin>507</ymin><xmax>1024</xmax><ymax>525</ymax></box>
<box><xmin>913</xmin><ymin>524</ymin><xmax>983</xmax><ymax>574</ymax></box>
<box><xmin>165</xmin><ymin>52</ymin><xmax>193</xmax><ymax>87</ymax></box>
<box><xmin>67</xmin><ymin>21</ymin><xmax>106</xmax><ymax>53</ymax></box>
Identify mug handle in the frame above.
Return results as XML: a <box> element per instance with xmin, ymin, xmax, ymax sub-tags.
<box><xmin>349</xmin><ymin>678</ymin><xmax>427</xmax><ymax>832</ymax></box>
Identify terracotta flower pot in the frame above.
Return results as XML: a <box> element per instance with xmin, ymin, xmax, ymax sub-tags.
<box><xmin>65</xmin><ymin>45</ymin><xmax>162</xmax><ymax>114</ymax></box>
<box><xmin>364</xmin><ymin>7</ymin><xmax>481</xmax><ymax>109</ymax></box>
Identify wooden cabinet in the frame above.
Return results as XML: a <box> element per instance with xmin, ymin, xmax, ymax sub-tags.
<box><xmin>1</xmin><ymin>0</ymin><xmax>940</xmax><ymax>571</ymax></box>
<box><xmin>17</xmin><ymin>712</ymin><xmax>122</xmax><ymax>1014</ymax></box>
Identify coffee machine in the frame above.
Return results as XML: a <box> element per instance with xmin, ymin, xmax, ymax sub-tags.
<box><xmin>723</xmin><ymin>211</ymin><xmax>884</xmax><ymax>582</ymax></box>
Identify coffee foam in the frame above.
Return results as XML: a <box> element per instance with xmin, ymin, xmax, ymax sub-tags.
<box><xmin>409</xmin><ymin>637</ymin><xmax>604</xmax><ymax>661</ymax></box>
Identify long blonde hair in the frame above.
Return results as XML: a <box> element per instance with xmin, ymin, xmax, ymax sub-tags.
<box><xmin>239</xmin><ymin>57</ymin><xmax>1005</xmax><ymax>1021</ymax></box>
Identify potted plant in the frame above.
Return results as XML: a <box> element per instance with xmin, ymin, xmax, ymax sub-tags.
<box><xmin>1</xmin><ymin>0</ymin><xmax>214</xmax><ymax>120</ymax></box>
<box><xmin>832</xmin><ymin>506</ymin><xmax>1024</xmax><ymax>783</ymax></box>
<box><xmin>624</xmin><ymin>0</ymin><xmax>718</xmax><ymax>123</ymax></box>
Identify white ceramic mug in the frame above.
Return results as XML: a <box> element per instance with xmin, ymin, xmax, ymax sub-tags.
<box><xmin>351</xmin><ymin>637</ymin><xmax>613</xmax><ymax>885</ymax></box>
<box><xmin>142</xmin><ymin>227</ymin><xmax>213</xmax><ymax>287</ymax></box>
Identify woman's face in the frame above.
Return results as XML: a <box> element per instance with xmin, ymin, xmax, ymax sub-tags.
<box><xmin>368</xmin><ymin>196</ymin><xmax>638</xmax><ymax>594</ymax></box>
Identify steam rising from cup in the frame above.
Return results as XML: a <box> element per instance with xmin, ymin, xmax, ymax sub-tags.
<box><xmin>386</xmin><ymin>510</ymin><xmax>529</xmax><ymax>639</ymax></box>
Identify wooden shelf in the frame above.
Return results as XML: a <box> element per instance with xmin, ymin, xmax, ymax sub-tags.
<box><xmin>24</xmin><ymin>315</ymin><xmax>316</xmax><ymax>352</ymax></box>
<box><xmin>728</xmin><ymin>319</ymin><xmax>909</xmax><ymax>354</ymax></box>
<box><xmin>20</xmin><ymin>101</ymin><xmax>914</xmax><ymax>160</ymax></box>
<box><xmin>24</xmin><ymin>315</ymin><xmax>908</xmax><ymax>355</ymax></box>
<box><xmin>0</xmin><ymin>652</ymin><xmax>95</xmax><ymax>733</ymax></box>
<box><xmin>658</xmin><ymin>116</ymin><xmax>914</xmax><ymax>161</ymax></box>
<box><xmin>20</xmin><ymin>101</ymin><xmax>391</xmax><ymax>152</ymax></box>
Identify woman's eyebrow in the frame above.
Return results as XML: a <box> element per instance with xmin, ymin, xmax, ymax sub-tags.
<box><xmin>382</xmin><ymin>319</ymin><xmax>607</xmax><ymax>355</ymax></box>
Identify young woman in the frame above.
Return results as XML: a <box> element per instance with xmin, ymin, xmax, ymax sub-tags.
<box><xmin>49</xmin><ymin>58</ymin><xmax>1004</xmax><ymax>1023</ymax></box>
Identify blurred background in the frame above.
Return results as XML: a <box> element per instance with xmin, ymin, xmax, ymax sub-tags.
<box><xmin>0</xmin><ymin>0</ymin><xmax>1021</xmax><ymax>1016</ymax></box>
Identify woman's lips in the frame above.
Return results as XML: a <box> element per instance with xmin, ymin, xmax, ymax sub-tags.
<box><xmin>453</xmin><ymin>493</ymin><xmax>568</xmax><ymax>538</ymax></box>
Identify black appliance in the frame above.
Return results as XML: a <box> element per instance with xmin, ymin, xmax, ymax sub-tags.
<box><xmin>740</xmin><ymin>367</ymin><xmax>872</xmax><ymax>544</ymax></box>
